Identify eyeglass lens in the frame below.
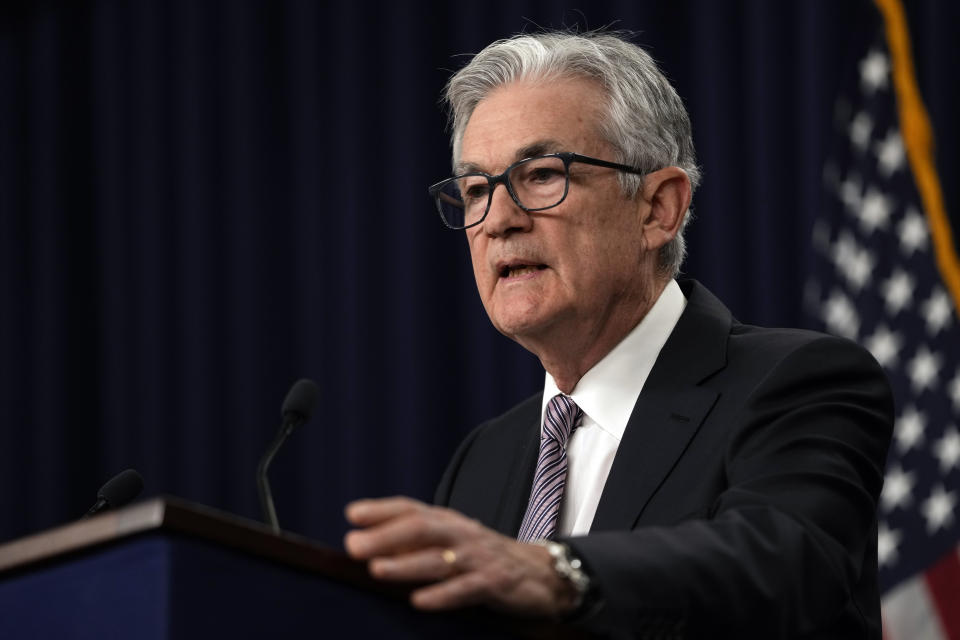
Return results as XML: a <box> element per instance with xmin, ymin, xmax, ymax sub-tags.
<box><xmin>436</xmin><ymin>156</ymin><xmax>568</xmax><ymax>229</ymax></box>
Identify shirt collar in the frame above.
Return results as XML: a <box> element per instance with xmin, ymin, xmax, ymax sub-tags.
<box><xmin>542</xmin><ymin>279</ymin><xmax>687</xmax><ymax>440</ymax></box>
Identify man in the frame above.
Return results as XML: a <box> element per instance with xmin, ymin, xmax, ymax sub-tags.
<box><xmin>344</xmin><ymin>31</ymin><xmax>893</xmax><ymax>638</ymax></box>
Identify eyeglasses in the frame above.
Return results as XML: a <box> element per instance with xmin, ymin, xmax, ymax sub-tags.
<box><xmin>428</xmin><ymin>152</ymin><xmax>648</xmax><ymax>230</ymax></box>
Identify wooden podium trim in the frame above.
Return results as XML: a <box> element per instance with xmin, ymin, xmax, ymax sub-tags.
<box><xmin>0</xmin><ymin>496</ymin><xmax>378</xmax><ymax>592</ymax></box>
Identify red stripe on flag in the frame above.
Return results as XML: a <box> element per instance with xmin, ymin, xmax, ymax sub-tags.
<box><xmin>924</xmin><ymin>546</ymin><xmax>960</xmax><ymax>640</ymax></box>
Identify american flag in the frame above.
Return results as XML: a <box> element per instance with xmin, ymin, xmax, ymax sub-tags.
<box><xmin>805</xmin><ymin>1</ymin><xmax>960</xmax><ymax>638</ymax></box>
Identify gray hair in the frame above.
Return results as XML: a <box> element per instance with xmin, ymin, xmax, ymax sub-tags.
<box><xmin>444</xmin><ymin>31</ymin><xmax>701</xmax><ymax>278</ymax></box>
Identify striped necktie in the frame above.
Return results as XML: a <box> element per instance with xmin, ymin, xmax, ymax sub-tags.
<box><xmin>517</xmin><ymin>394</ymin><xmax>583</xmax><ymax>542</ymax></box>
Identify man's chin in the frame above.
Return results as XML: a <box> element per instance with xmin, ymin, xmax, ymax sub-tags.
<box><xmin>490</xmin><ymin>312</ymin><xmax>554</xmax><ymax>345</ymax></box>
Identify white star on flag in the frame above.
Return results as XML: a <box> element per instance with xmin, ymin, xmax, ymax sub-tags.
<box><xmin>894</xmin><ymin>405</ymin><xmax>926</xmax><ymax>453</ymax></box>
<box><xmin>849</xmin><ymin>112</ymin><xmax>873</xmax><ymax>152</ymax></box>
<box><xmin>880</xmin><ymin>269</ymin><xmax>914</xmax><ymax>315</ymax></box>
<box><xmin>881</xmin><ymin>464</ymin><xmax>916</xmax><ymax>511</ymax></box>
<box><xmin>823</xmin><ymin>289</ymin><xmax>860</xmax><ymax>339</ymax></box>
<box><xmin>859</xmin><ymin>49</ymin><xmax>890</xmax><ymax>93</ymax></box>
<box><xmin>878</xmin><ymin>522</ymin><xmax>903</xmax><ymax>567</ymax></box>
<box><xmin>920</xmin><ymin>287</ymin><xmax>953</xmax><ymax>335</ymax></box>
<box><xmin>832</xmin><ymin>232</ymin><xmax>874</xmax><ymax>291</ymax></box>
<box><xmin>864</xmin><ymin>324</ymin><xmax>902</xmax><ymax>369</ymax></box>
<box><xmin>875</xmin><ymin>129</ymin><xmax>906</xmax><ymax>176</ymax></box>
<box><xmin>906</xmin><ymin>345</ymin><xmax>942</xmax><ymax>393</ymax></box>
<box><xmin>896</xmin><ymin>208</ymin><xmax>928</xmax><ymax>255</ymax></box>
<box><xmin>840</xmin><ymin>173</ymin><xmax>863</xmax><ymax>213</ymax></box>
<box><xmin>858</xmin><ymin>187</ymin><xmax>894</xmax><ymax>233</ymax></box>
<box><xmin>831</xmin><ymin>232</ymin><xmax>855</xmax><ymax>270</ymax></box>
<box><xmin>933</xmin><ymin>427</ymin><xmax>960</xmax><ymax>474</ymax></box>
<box><xmin>920</xmin><ymin>485</ymin><xmax>957</xmax><ymax>534</ymax></box>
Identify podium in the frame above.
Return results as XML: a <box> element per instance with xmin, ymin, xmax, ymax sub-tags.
<box><xmin>0</xmin><ymin>497</ymin><xmax>553</xmax><ymax>638</ymax></box>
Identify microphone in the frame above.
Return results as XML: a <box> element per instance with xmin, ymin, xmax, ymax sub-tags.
<box><xmin>85</xmin><ymin>468</ymin><xmax>144</xmax><ymax>517</ymax></box>
<box><xmin>257</xmin><ymin>379</ymin><xmax>319</xmax><ymax>534</ymax></box>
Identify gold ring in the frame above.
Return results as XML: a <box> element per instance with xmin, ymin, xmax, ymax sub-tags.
<box><xmin>441</xmin><ymin>548</ymin><xmax>457</xmax><ymax>565</ymax></box>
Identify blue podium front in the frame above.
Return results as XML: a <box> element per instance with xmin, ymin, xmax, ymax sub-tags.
<box><xmin>0</xmin><ymin>499</ymin><xmax>526</xmax><ymax>639</ymax></box>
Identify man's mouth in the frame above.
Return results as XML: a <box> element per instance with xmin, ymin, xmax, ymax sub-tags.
<box><xmin>499</xmin><ymin>264</ymin><xmax>547</xmax><ymax>278</ymax></box>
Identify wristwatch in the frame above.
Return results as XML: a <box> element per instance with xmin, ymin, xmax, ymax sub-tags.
<box><xmin>534</xmin><ymin>540</ymin><xmax>593</xmax><ymax>611</ymax></box>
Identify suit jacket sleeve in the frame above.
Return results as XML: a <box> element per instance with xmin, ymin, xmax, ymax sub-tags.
<box><xmin>565</xmin><ymin>336</ymin><xmax>894</xmax><ymax>638</ymax></box>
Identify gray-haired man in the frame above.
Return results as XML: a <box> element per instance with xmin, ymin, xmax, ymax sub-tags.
<box><xmin>345</xmin><ymin>31</ymin><xmax>892</xmax><ymax>639</ymax></box>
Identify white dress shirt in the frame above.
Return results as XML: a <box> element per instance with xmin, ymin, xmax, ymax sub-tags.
<box><xmin>541</xmin><ymin>279</ymin><xmax>687</xmax><ymax>537</ymax></box>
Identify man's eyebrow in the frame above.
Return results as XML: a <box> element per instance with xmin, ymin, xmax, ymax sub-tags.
<box><xmin>455</xmin><ymin>139</ymin><xmax>567</xmax><ymax>175</ymax></box>
<box><xmin>454</xmin><ymin>160</ymin><xmax>484</xmax><ymax>174</ymax></box>
<box><xmin>514</xmin><ymin>140</ymin><xmax>565</xmax><ymax>162</ymax></box>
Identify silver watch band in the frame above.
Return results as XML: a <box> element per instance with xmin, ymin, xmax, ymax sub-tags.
<box><xmin>533</xmin><ymin>539</ymin><xmax>592</xmax><ymax>609</ymax></box>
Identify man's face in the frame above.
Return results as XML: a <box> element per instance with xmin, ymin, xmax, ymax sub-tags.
<box><xmin>460</xmin><ymin>76</ymin><xmax>656</xmax><ymax>355</ymax></box>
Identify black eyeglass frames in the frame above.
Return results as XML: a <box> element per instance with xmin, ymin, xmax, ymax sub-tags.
<box><xmin>427</xmin><ymin>152</ymin><xmax>648</xmax><ymax>230</ymax></box>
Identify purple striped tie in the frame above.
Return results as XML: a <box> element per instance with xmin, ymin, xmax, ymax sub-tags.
<box><xmin>517</xmin><ymin>394</ymin><xmax>583</xmax><ymax>542</ymax></box>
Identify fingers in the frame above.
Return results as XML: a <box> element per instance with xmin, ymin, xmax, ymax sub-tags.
<box><xmin>367</xmin><ymin>546</ymin><xmax>462</xmax><ymax>582</ymax></box>
<box><xmin>364</xmin><ymin>544</ymin><xmax>493</xmax><ymax>610</ymax></box>
<box><xmin>344</xmin><ymin>499</ymin><xmax>463</xmax><ymax>559</ymax></box>
<box><xmin>345</xmin><ymin>496</ymin><xmax>425</xmax><ymax>526</ymax></box>
<box><xmin>342</xmin><ymin>498</ymin><xmax>570</xmax><ymax>617</ymax></box>
<box><xmin>407</xmin><ymin>543</ymin><xmax>569</xmax><ymax>617</ymax></box>
<box><xmin>410</xmin><ymin>570</ymin><xmax>492</xmax><ymax>610</ymax></box>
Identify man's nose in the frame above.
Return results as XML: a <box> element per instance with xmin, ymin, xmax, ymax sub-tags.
<box><xmin>482</xmin><ymin>183</ymin><xmax>533</xmax><ymax>237</ymax></box>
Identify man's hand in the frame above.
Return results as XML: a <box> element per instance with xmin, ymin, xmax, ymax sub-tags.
<box><xmin>344</xmin><ymin>496</ymin><xmax>579</xmax><ymax>617</ymax></box>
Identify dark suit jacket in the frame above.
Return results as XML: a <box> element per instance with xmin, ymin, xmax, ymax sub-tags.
<box><xmin>435</xmin><ymin>280</ymin><xmax>894</xmax><ymax>639</ymax></box>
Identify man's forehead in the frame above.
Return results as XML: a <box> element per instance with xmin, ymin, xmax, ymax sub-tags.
<box><xmin>455</xmin><ymin>76</ymin><xmax>607</xmax><ymax>174</ymax></box>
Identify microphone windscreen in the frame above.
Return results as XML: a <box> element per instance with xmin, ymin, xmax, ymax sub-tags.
<box><xmin>98</xmin><ymin>468</ymin><xmax>144</xmax><ymax>508</ymax></box>
<box><xmin>281</xmin><ymin>378</ymin><xmax>320</xmax><ymax>423</ymax></box>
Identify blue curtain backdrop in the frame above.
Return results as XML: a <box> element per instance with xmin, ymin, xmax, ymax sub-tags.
<box><xmin>0</xmin><ymin>0</ymin><xmax>957</xmax><ymax>549</ymax></box>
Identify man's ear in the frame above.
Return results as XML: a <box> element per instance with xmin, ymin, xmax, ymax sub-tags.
<box><xmin>638</xmin><ymin>167</ymin><xmax>692</xmax><ymax>251</ymax></box>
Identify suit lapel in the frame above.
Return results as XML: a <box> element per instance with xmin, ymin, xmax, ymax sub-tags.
<box><xmin>590</xmin><ymin>280</ymin><xmax>731</xmax><ymax>532</ymax></box>
<box><xmin>492</xmin><ymin>397</ymin><xmax>542</xmax><ymax>536</ymax></box>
